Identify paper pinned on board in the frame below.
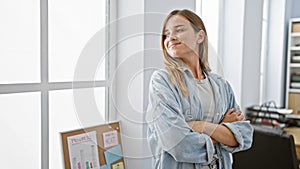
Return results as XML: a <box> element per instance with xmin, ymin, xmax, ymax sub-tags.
<box><xmin>104</xmin><ymin>144</ymin><xmax>123</xmax><ymax>166</ymax></box>
<box><xmin>112</xmin><ymin>161</ymin><xmax>124</xmax><ymax>169</ymax></box>
<box><xmin>103</xmin><ymin>130</ymin><xmax>119</xmax><ymax>148</ymax></box>
<box><xmin>67</xmin><ymin>131</ymin><xmax>100</xmax><ymax>169</ymax></box>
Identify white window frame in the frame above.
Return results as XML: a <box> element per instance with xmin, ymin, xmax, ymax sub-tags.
<box><xmin>0</xmin><ymin>0</ymin><xmax>115</xmax><ymax>168</ymax></box>
<box><xmin>196</xmin><ymin>0</ymin><xmax>224</xmax><ymax>75</ymax></box>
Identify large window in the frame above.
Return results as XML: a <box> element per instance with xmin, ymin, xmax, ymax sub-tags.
<box><xmin>196</xmin><ymin>0</ymin><xmax>223</xmax><ymax>75</ymax></box>
<box><xmin>0</xmin><ymin>1</ymin><xmax>111</xmax><ymax>168</ymax></box>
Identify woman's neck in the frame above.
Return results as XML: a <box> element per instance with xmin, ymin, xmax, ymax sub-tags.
<box><xmin>182</xmin><ymin>57</ymin><xmax>205</xmax><ymax>80</ymax></box>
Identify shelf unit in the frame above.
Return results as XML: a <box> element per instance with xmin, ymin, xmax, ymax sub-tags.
<box><xmin>285</xmin><ymin>18</ymin><xmax>300</xmax><ymax>114</ymax></box>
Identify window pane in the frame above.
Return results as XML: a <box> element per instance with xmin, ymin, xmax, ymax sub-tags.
<box><xmin>0</xmin><ymin>92</ymin><xmax>41</xmax><ymax>168</ymax></box>
<box><xmin>49</xmin><ymin>87</ymin><xmax>105</xmax><ymax>169</ymax></box>
<box><xmin>0</xmin><ymin>1</ymin><xmax>40</xmax><ymax>84</ymax></box>
<box><xmin>202</xmin><ymin>0</ymin><xmax>220</xmax><ymax>52</ymax></box>
<box><xmin>49</xmin><ymin>0</ymin><xmax>106</xmax><ymax>82</ymax></box>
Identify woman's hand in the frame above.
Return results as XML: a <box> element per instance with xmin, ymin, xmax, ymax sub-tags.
<box><xmin>221</xmin><ymin>108</ymin><xmax>245</xmax><ymax>123</ymax></box>
<box><xmin>188</xmin><ymin>108</ymin><xmax>246</xmax><ymax>132</ymax></box>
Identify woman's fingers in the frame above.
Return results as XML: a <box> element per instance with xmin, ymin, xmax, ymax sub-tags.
<box><xmin>224</xmin><ymin>110</ymin><xmax>245</xmax><ymax>122</ymax></box>
<box><xmin>233</xmin><ymin>111</ymin><xmax>245</xmax><ymax>121</ymax></box>
<box><xmin>225</xmin><ymin>108</ymin><xmax>235</xmax><ymax>115</ymax></box>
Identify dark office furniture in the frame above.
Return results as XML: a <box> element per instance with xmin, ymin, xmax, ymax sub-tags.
<box><xmin>233</xmin><ymin>125</ymin><xmax>299</xmax><ymax>169</ymax></box>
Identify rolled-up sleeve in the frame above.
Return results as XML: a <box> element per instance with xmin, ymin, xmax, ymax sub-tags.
<box><xmin>220</xmin><ymin>121</ymin><xmax>253</xmax><ymax>153</ymax></box>
<box><xmin>146</xmin><ymin>71</ymin><xmax>215</xmax><ymax>163</ymax></box>
<box><xmin>218</xmin><ymin>80</ymin><xmax>254</xmax><ymax>153</ymax></box>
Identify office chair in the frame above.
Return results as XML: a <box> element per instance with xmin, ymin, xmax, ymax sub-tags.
<box><xmin>232</xmin><ymin>125</ymin><xmax>299</xmax><ymax>169</ymax></box>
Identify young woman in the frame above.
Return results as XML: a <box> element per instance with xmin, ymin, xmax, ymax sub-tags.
<box><xmin>146</xmin><ymin>9</ymin><xmax>253</xmax><ymax>169</ymax></box>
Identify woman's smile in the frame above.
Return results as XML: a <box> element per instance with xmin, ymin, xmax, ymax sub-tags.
<box><xmin>169</xmin><ymin>41</ymin><xmax>182</xmax><ymax>49</ymax></box>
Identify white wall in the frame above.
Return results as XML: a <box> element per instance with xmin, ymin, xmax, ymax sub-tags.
<box><xmin>115</xmin><ymin>1</ymin><xmax>196</xmax><ymax>169</ymax></box>
<box><xmin>241</xmin><ymin>0</ymin><xmax>263</xmax><ymax>110</ymax></box>
<box><xmin>115</xmin><ymin>1</ymin><xmax>145</xmax><ymax>168</ymax></box>
<box><xmin>223</xmin><ymin>0</ymin><xmax>289</xmax><ymax>110</ymax></box>
<box><xmin>222</xmin><ymin>0</ymin><xmax>245</xmax><ymax>106</ymax></box>
<box><xmin>291</xmin><ymin>0</ymin><xmax>300</xmax><ymax>18</ymax></box>
<box><xmin>264</xmin><ymin>0</ymin><xmax>287</xmax><ymax>107</ymax></box>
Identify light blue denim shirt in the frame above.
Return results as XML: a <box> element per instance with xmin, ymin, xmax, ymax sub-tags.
<box><xmin>146</xmin><ymin>66</ymin><xmax>253</xmax><ymax>169</ymax></box>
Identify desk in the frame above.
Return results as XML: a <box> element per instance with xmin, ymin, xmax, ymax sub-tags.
<box><xmin>284</xmin><ymin>127</ymin><xmax>300</xmax><ymax>157</ymax></box>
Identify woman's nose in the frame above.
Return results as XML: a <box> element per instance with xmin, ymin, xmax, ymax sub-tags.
<box><xmin>168</xmin><ymin>33</ymin><xmax>177</xmax><ymax>40</ymax></box>
<box><xmin>170</xmin><ymin>35</ymin><xmax>177</xmax><ymax>40</ymax></box>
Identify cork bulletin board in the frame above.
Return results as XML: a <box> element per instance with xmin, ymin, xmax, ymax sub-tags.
<box><xmin>61</xmin><ymin>121</ymin><xmax>125</xmax><ymax>169</ymax></box>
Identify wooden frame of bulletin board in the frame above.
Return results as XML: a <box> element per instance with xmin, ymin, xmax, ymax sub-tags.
<box><xmin>61</xmin><ymin>121</ymin><xmax>125</xmax><ymax>169</ymax></box>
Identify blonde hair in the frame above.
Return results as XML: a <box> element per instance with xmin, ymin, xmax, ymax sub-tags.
<box><xmin>161</xmin><ymin>9</ymin><xmax>210</xmax><ymax>97</ymax></box>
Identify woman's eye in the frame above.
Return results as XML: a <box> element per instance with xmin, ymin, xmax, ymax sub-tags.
<box><xmin>176</xmin><ymin>28</ymin><xmax>184</xmax><ymax>33</ymax></box>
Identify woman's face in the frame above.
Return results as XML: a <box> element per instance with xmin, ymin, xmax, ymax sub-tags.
<box><xmin>163</xmin><ymin>15</ymin><xmax>202</xmax><ymax>59</ymax></box>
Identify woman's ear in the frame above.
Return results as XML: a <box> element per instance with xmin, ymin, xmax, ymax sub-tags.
<box><xmin>197</xmin><ymin>30</ymin><xmax>205</xmax><ymax>44</ymax></box>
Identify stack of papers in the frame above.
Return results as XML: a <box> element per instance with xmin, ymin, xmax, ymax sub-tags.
<box><xmin>292</xmin><ymin>55</ymin><xmax>300</xmax><ymax>63</ymax></box>
<box><xmin>291</xmin><ymin>74</ymin><xmax>300</xmax><ymax>82</ymax></box>
<box><xmin>250</xmin><ymin>106</ymin><xmax>293</xmax><ymax>114</ymax></box>
<box><xmin>291</xmin><ymin>82</ymin><xmax>300</xmax><ymax>88</ymax></box>
<box><xmin>286</xmin><ymin>114</ymin><xmax>300</xmax><ymax>119</ymax></box>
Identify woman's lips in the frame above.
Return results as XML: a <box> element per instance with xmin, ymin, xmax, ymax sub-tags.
<box><xmin>169</xmin><ymin>42</ymin><xmax>181</xmax><ymax>48</ymax></box>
